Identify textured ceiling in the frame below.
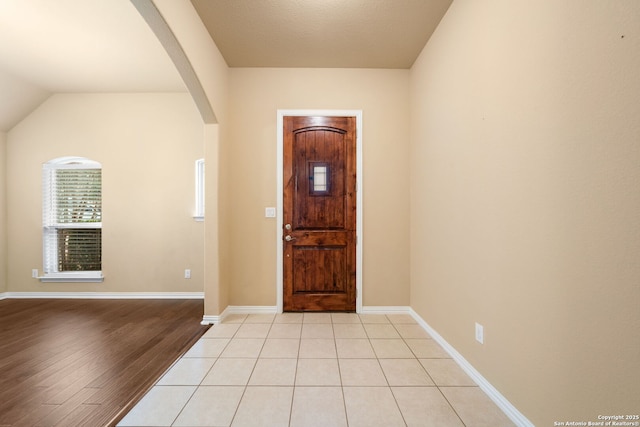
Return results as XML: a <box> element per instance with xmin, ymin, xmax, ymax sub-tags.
<box><xmin>191</xmin><ymin>0</ymin><xmax>453</xmax><ymax>69</ymax></box>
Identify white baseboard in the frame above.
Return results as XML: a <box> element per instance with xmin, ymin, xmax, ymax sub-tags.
<box><xmin>202</xmin><ymin>305</ymin><xmax>278</xmax><ymax>325</ymax></box>
<box><xmin>409</xmin><ymin>308</ymin><xmax>534</xmax><ymax>427</ymax></box>
<box><xmin>224</xmin><ymin>305</ymin><xmax>278</xmax><ymax>315</ymax></box>
<box><xmin>201</xmin><ymin>315</ymin><xmax>220</xmax><ymax>325</ymax></box>
<box><xmin>361</xmin><ymin>305</ymin><xmax>412</xmax><ymax>314</ymax></box>
<box><xmin>0</xmin><ymin>292</ymin><xmax>7</xmax><ymax>300</ymax></box>
<box><xmin>202</xmin><ymin>305</ymin><xmax>412</xmax><ymax>324</ymax></box>
<box><xmin>3</xmin><ymin>292</ymin><xmax>205</xmax><ymax>299</ymax></box>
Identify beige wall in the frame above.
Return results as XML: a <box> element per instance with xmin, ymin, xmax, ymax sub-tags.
<box><xmin>409</xmin><ymin>1</ymin><xmax>640</xmax><ymax>425</ymax></box>
<box><xmin>0</xmin><ymin>131</ymin><xmax>6</xmax><ymax>293</ymax></box>
<box><xmin>153</xmin><ymin>0</ymin><xmax>230</xmax><ymax>315</ymax></box>
<box><xmin>6</xmin><ymin>93</ymin><xmax>204</xmax><ymax>294</ymax></box>
<box><xmin>225</xmin><ymin>68</ymin><xmax>411</xmax><ymax>307</ymax></box>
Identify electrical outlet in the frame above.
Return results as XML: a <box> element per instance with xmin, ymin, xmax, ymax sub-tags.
<box><xmin>32</xmin><ymin>269</ymin><xmax>39</xmax><ymax>278</ymax></box>
<box><xmin>184</xmin><ymin>269</ymin><xmax>191</xmax><ymax>279</ymax></box>
<box><xmin>475</xmin><ymin>322</ymin><xmax>484</xmax><ymax>344</ymax></box>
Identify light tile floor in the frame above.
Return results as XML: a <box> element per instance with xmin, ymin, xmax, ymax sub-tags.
<box><xmin>118</xmin><ymin>313</ymin><xmax>515</xmax><ymax>427</ymax></box>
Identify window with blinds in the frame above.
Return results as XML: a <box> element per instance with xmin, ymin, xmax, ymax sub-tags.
<box><xmin>42</xmin><ymin>157</ymin><xmax>103</xmax><ymax>282</ymax></box>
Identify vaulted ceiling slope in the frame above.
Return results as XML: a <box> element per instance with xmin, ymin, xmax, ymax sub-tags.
<box><xmin>0</xmin><ymin>0</ymin><xmax>185</xmax><ymax>132</ymax></box>
<box><xmin>0</xmin><ymin>0</ymin><xmax>452</xmax><ymax>132</ymax></box>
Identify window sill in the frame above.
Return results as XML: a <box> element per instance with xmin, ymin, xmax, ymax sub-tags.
<box><xmin>39</xmin><ymin>273</ymin><xmax>104</xmax><ymax>283</ymax></box>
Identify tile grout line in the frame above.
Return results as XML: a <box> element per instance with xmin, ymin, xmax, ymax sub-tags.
<box><xmin>131</xmin><ymin>312</ymin><xmax>500</xmax><ymax>427</ymax></box>
<box><xmin>332</xmin><ymin>314</ymin><xmax>351</xmax><ymax>427</ymax></box>
<box><xmin>382</xmin><ymin>316</ymin><xmax>470</xmax><ymax>427</ymax></box>
<box><xmin>148</xmin><ymin>321</ymin><xmax>237</xmax><ymax>426</ymax></box>
<box><xmin>287</xmin><ymin>316</ymin><xmax>303</xmax><ymax>427</ymax></box>
<box><xmin>381</xmin><ymin>315</ymin><xmax>413</xmax><ymax>427</ymax></box>
<box><xmin>197</xmin><ymin>314</ymin><xmax>244</xmax><ymax>427</ymax></box>
<box><xmin>393</xmin><ymin>316</ymin><xmax>470</xmax><ymax>427</ymax></box>
<box><xmin>436</xmin><ymin>386</ymin><xmax>468</xmax><ymax>427</ymax></box>
<box><xmin>227</xmin><ymin>313</ymin><xmax>255</xmax><ymax>427</ymax></box>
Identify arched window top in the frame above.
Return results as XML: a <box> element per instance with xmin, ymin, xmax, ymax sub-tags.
<box><xmin>44</xmin><ymin>156</ymin><xmax>101</xmax><ymax>169</ymax></box>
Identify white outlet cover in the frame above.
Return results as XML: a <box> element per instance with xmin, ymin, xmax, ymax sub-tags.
<box><xmin>265</xmin><ymin>207</ymin><xmax>276</xmax><ymax>218</ymax></box>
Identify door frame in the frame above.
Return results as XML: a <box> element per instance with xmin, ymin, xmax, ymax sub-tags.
<box><xmin>276</xmin><ymin>109</ymin><xmax>363</xmax><ymax>313</ymax></box>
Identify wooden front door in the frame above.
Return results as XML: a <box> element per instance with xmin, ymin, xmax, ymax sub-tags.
<box><xmin>283</xmin><ymin>116</ymin><xmax>357</xmax><ymax>312</ymax></box>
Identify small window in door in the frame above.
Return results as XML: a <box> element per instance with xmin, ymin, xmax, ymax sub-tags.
<box><xmin>309</xmin><ymin>162</ymin><xmax>330</xmax><ymax>195</ymax></box>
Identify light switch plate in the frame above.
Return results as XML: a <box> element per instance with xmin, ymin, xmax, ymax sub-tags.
<box><xmin>265</xmin><ymin>207</ymin><xmax>276</xmax><ymax>218</ymax></box>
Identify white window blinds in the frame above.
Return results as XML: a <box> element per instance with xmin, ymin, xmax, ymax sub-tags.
<box><xmin>42</xmin><ymin>158</ymin><xmax>102</xmax><ymax>280</ymax></box>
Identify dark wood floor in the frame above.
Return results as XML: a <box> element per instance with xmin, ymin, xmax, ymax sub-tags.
<box><xmin>0</xmin><ymin>298</ymin><xmax>209</xmax><ymax>427</ymax></box>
